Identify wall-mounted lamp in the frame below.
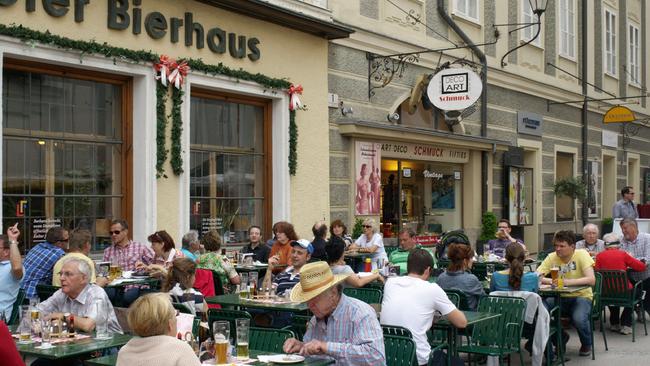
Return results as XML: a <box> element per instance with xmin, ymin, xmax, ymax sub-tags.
<box><xmin>494</xmin><ymin>0</ymin><xmax>548</xmax><ymax>67</ymax></box>
<box><xmin>340</xmin><ymin>101</ymin><xmax>354</xmax><ymax>116</ymax></box>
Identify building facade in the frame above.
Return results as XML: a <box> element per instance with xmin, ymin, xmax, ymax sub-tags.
<box><xmin>0</xmin><ymin>0</ymin><xmax>350</xmax><ymax>251</ymax></box>
<box><xmin>327</xmin><ymin>0</ymin><xmax>650</xmax><ymax>252</ymax></box>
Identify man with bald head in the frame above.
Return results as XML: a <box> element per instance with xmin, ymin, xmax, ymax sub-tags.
<box><xmin>575</xmin><ymin>224</ymin><xmax>605</xmax><ymax>256</ymax></box>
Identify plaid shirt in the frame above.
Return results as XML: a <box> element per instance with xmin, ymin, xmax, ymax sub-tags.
<box><xmin>304</xmin><ymin>294</ymin><xmax>385</xmax><ymax>365</ymax></box>
<box><xmin>21</xmin><ymin>242</ymin><xmax>65</xmax><ymax>298</ymax></box>
<box><xmin>103</xmin><ymin>241</ymin><xmax>154</xmax><ymax>271</ymax></box>
<box><xmin>620</xmin><ymin>232</ymin><xmax>650</xmax><ymax>282</ymax></box>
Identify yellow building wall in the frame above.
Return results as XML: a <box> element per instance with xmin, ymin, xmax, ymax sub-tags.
<box><xmin>0</xmin><ymin>0</ymin><xmax>330</xmax><ymax>240</ymax></box>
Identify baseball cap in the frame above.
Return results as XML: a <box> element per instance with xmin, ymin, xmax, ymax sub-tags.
<box><xmin>290</xmin><ymin>239</ymin><xmax>314</xmax><ymax>254</ymax></box>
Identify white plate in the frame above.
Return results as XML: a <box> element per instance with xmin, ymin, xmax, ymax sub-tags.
<box><xmin>262</xmin><ymin>354</ymin><xmax>305</xmax><ymax>364</ymax></box>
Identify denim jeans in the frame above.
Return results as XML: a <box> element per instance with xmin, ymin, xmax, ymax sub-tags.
<box><xmin>544</xmin><ymin>296</ymin><xmax>593</xmax><ymax>347</ymax></box>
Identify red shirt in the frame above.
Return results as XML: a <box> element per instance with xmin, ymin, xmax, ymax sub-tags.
<box><xmin>0</xmin><ymin>321</ymin><xmax>25</xmax><ymax>366</ymax></box>
<box><xmin>594</xmin><ymin>249</ymin><xmax>646</xmax><ymax>288</ymax></box>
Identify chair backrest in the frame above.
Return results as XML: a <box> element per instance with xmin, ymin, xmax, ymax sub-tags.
<box><xmin>445</xmin><ymin>291</ymin><xmax>460</xmax><ymax>308</ymax></box>
<box><xmin>173</xmin><ymin>302</ymin><xmax>193</xmax><ymax>314</ymax></box>
<box><xmin>343</xmin><ymin>287</ymin><xmax>383</xmax><ymax>304</ymax></box>
<box><xmin>211</xmin><ymin>270</ymin><xmax>225</xmax><ymax>296</ymax></box>
<box><xmin>207</xmin><ymin>308</ymin><xmax>252</xmax><ymax>339</ymax></box>
<box><xmin>597</xmin><ymin>269</ymin><xmax>632</xmax><ymax>301</ymax></box>
<box><xmin>443</xmin><ymin>289</ymin><xmax>469</xmax><ymax>311</ymax></box>
<box><xmin>592</xmin><ymin>271</ymin><xmax>603</xmax><ymax>319</ymax></box>
<box><xmin>382</xmin><ymin>324</ymin><xmax>413</xmax><ymax>338</ymax></box>
<box><xmin>8</xmin><ymin>288</ymin><xmax>26</xmax><ymax>325</ymax></box>
<box><xmin>36</xmin><ymin>284</ymin><xmax>60</xmax><ymax>301</ymax></box>
<box><xmin>384</xmin><ymin>334</ymin><xmax>417</xmax><ymax>366</ymax></box>
<box><xmin>291</xmin><ymin>314</ymin><xmax>312</xmax><ymax>341</ymax></box>
<box><xmin>473</xmin><ymin>295</ymin><xmax>526</xmax><ymax>351</ymax></box>
<box><xmin>250</xmin><ymin>327</ymin><xmax>295</xmax><ymax>353</ymax></box>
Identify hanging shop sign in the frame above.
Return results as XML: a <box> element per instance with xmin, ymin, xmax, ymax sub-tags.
<box><xmin>426</xmin><ymin>67</ymin><xmax>482</xmax><ymax>110</ymax></box>
<box><xmin>603</xmin><ymin>105</ymin><xmax>635</xmax><ymax>123</ymax></box>
<box><xmin>381</xmin><ymin>142</ymin><xmax>469</xmax><ymax>163</ymax></box>
<box><xmin>0</xmin><ymin>0</ymin><xmax>262</xmax><ymax>61</ymax></box>
<box><xmin>517</xmin><ymin>111</ymin><xmax>543</xmax><ymax>137</ymax></box>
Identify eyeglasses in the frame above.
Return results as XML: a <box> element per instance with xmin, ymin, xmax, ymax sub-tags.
<box><xmin>363</xmin><ymin>225</ymin><xmax>372</xmax><ymax>228</ymax></box>
<box><xmin>59</xmin><ymin>238</ymin><xmax>69</xmax><ymax>243</ymax></box>
<box><xmin>110</xmin><ymin>230</ymin><xmax>122</xmax><ymax>235</ymax></box>
<box><xmin>58</xmin><ymin>271</ymin><xmax>80</xmax><ymax>277</ymax></box>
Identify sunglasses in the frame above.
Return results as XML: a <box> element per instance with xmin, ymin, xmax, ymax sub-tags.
<box><xmin>363</xmin><ymin>225</ymin><xmax>372</xmax><ymax>228</ymax></box>
<box><xmin>110</xmin><ymin>230</ymin><xmax>122</xmax><ymax>235</ymax></box>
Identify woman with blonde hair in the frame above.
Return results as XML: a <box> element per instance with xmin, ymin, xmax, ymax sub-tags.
<box><xmin>116</xmin><ymin>293</ymin><xmax>200</xmax><ymax>366</ymax></box>
<box><xmin>163</xmin><ymin>258</ymin><xmax>207</xmax><ymax>315</ymax></box>
<box><xmin>348</xmin><ymin>218</ymin><xmax>387</xmax><ymax>270</ymax></box>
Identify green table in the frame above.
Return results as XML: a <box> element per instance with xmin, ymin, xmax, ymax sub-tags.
<box><xmin>235</xmin><ymin>264</ymin><xmax>268</xmax><ymax>272</ymax></box>
<box><xmin>433</xmin><ymin>311</ymin><xmax>501</xmax><ymax>365</ymax></box>
<box><xmin>86</xmin><ymin>350</ymin><xmax>335</xmax><ymax>365</ymax></box>
<box><xmin>206</xmin><ymin>293</ymin><xmax>310</xmax><ymax>313</ymax></box>
<box><xmin>16</xmin><ymin>333</ymin><xmax>132</xmax><ymax>360</ymax></box>
<box><xmin>344</xmin><ymin>251</ymin><xmax>373</xmax><ymax>271</ymax></box>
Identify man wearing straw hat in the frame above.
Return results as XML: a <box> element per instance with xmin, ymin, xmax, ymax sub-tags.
<box><xmin>283</xmin><ymin>261</ymin><xmax>386</xmax><ymax>365</ymax></box>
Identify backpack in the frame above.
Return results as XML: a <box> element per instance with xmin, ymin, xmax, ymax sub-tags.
<box><xmin>435</xmin><ymin>230</ymin><xmax>470</xmax><ymax>260</ymax></box>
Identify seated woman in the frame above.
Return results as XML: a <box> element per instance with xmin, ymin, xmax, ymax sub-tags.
<box><xmin>116</xmin><ymin>293</ymin><xmax>201</xmax><ymax>366</ymax></box>
<box><xmin>137</xmin><ymin>230</ymin><xmax>184</xmax><ymax>278</ymax></box>
<box><xmin>163</xmin><ymin>258</ymin><xmax>207</xmax><ymax>316</ymax></box>
<box><xmin>490</xmin><ymin>243</ymin><xmax>539</xmax><ymax>292</ymax></box>
<box><xmin>436</xmin><ymin>243</ymin><xmax>484</xmax><ymax>310</ymax></box>
<box><xmin>325</xmin><ymin>237</ymin><xmax>384</xmax><ymax>288</ymax></box>
<box><xmin>329</xmin><ymin>219</ymin><xmax>353</xmax><ymax>248</ymax></box>
<box><xmin>348</xmin><ymin>218</ymin><xmax>388</xmax><ymax>270</ymax></box>
<box><xmin>196</xmin><ymin>230</ymin><xmax>240</xmax><ymax>293</ymax></box>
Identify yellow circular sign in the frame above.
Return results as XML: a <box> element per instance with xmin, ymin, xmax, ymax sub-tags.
<box><xmin>603</xmin><ymin>106</ymin><xmax>635</xmax><ymax>123</ymax></box>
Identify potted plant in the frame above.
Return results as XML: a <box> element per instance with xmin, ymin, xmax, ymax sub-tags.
<box><xmin>553</xmin><ymin>176</ymin><xmax>587</xmax><ymax>233</ymax></box>
<box><xmin>602</xmin><ymin>217</ymin><xmax>614</xmax><ymax>237</ymax></box>
<box><xmin>352</xmin><ymin>217</ymin><xmax>364</xmax><ymax>240</ymax></box>
<box><xmin>477</xmin><ymin>211</ymin><xmax>497</xmax><ymax>255</ymax></box>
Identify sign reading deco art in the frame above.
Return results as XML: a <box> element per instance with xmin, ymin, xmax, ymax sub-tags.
<box><xmin>427</xmin><ymin>67</ymin><xmax>483</xmax><ymax>110</ymax></box>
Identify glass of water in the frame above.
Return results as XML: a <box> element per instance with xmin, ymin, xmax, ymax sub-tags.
<box><xmin>40</xmin><ymin>318</ymin><xmax>52</xmax><ymax>347</ymax></box>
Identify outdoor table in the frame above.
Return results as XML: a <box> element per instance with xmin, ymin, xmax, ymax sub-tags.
<box><xmin>433</xmin><ymin>310</ymin><xmax>501</xmax><ymax>365</ymax></box>
<box><xmin>86</xmin><ymin>350</ymin><xmax>335</xmax><ymax>366</ymax></box>
<box><xmin>15</xmin><ymin>333</ymin><xmax>132</xmax><ymax>360</ymax></box>
<box><xmin>234</xmin><ymin>263</ymin><xmax>268</xmax><ymax>273</ymax></box>
<box><xmin>343</xmin><ymin>251</ymin><xmax>373</xmax><ymax>271</ymax></box>
<box><xmin>206</xmin><ymin>293</ymin><xmax>310</xmax><ymax>314</ymax></box>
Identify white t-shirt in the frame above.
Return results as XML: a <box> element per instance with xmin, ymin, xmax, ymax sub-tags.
<box><xmin>380</xmin><ymin>276</ymin><xmax>457</xmax><ymax>365</ymax></box>
<box><xmin>355</xmin><ymin>233</ymin><xmax>388</xmax><ymax>267</ymax></box>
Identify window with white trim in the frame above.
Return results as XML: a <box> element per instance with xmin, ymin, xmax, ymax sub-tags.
<box><xmin>454</xmin><ymin>0</ymin><xmax>479</xmax><ymax>22</ymax></box>
<box><xmin>604</xmin><ymin>9</ymin><xmax>617</xmax><ymax>76</ymax></box>
<box><xmin>559</xmin><ymin>0</ymin><xmax>575</xmax><ymax>58</ymax></box>
<box><xmin>521</xmin><ymin>0</ymin><xmax>541</xmax><ymax>46</ymax></box>
<box><xmin>628</xmin><ymin>23</ymin><xmax>640</xmax><ymax>85</ymax></box>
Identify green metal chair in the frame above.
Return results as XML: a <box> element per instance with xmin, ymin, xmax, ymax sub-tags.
<box><xmin>382</xmin><ymin>324</ymin><xmax>413</xmax><ymax>338</ymax></box>
<box><xmin>546</xmin><ymin>304</ymin><xmax>565</xmax><ymax>366</ymax></box>
<box><xmin>343</xmin><ymin>287</ymin><xmax>383</xmax><ymax>304</ymax></box>
<box><xmin>8</xmin><ymin>288</ymin><xmax>25</xmax><ymax>325</ymax></box>
<box><xmin>290</xmin><ymin>314</ymin><xmax>312</xmax><ymax>341</ymax></box>
<box><xmin>456</xmin><ymin>296</ymin><xmax>526</xmax><ymax>366</ymax></box>
<box><xmin>589</xmin><ymin>271</ymin><xmax>606</xmax><ymax>360</ymax></box>
<box><xmin>443</xmin><ymin>289</ymin><xmax>469</xmax><ymax>311</ymax></box>
<box><xmin>384</xmin><ymin>334</ymin><xmax>417</xmax><ymax>366</ymax></box>
<box><xmin>427</xmin><ymin>291</ymin><xmax>460</xmax><ymax>348</ymax></box>
<box><xmin>35</xmin><ymin>284</ymin><xmax>60</xmax><ymax>301</ymax></box>
<box><xmin>172</xmin><ymin>302</ymin><xmax>193</xmax><ymax>314</ymax></box>
<box><xmin>207</xmin><ymin>308</ymin><xmax>252</xmax><ymax>339</ymax></box>
<box><xmin>210</xmin><ymin>270</ymin><xmax>225</xmax><ymax>296</ymax></box>
<box><xmin>598</xmin><ymin>269</ymin><xmax>647</xmax><ymax>343</ymax></box>
<box><xmin>250</xmin><ymin>327</ymin><xmax>295</xmax><ymax>353</ymax></box>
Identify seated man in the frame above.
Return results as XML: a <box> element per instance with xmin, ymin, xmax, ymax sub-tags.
<box><xmin>0</xmin><ymin>224</ymin><xmax>22</xmax><ymax>320</ymax></box>
<box><xmin>240</xmin><ymin>226</ymin><xmax>270</xmax><ymax>263</ymax></box>
<box><xmin>389</xmin><ymin>229</ymin><xmax>435</xmax><ymax>275</ymax></box>
<box><xmin>487</xmin><ymin>219</ymin><xmax>526</xmax><ymax>258</ymax></box>
<box><xmin>595</xmin><ymin>233</ymin><xmax>646</xmax><ymax>335</ymax></box>
<box><xmin>21</xmin><ymin>227</ymin><xmax>68</xmax><ymax>299</ymax></box>
<box><xmin>272</xmin><ymin>239</ymin><xmax>313</xmax><ymax>296</ymax></box>
<box><xmin>52</xmin><ymin>229</ymin><xmax>108</xmax><ymax>287</ymax></box>
<box><xmin>38</xmin><ymin>257</ymin><xmax>122</xmax><ymax>334</ymax></box>
<box><xmin>381</xmin><ymin>249</ymin><xmax>467</xmax><ymax>366</ymax></box>
<box><xmin>537</xmin><ymin>230</ymin><xmax>595</xmax><ymax>357</ymax></box>
<box><xmin>283</xmin><ymin>261</ymin><xmax>385</xmax><ymax>365</ymax></box>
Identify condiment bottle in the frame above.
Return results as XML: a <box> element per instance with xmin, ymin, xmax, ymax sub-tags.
<box><xmin>364</xmin><ymin>258</ymin><xmax>372</xmax><ymax>272</ymax></box>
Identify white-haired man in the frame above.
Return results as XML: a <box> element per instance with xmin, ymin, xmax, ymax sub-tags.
<box><xmin>38</xmin><ymin>257</ymin><xmax>122</xmax><ymax>334</ymax></box>
<box><xmin>575</xmin><ymin>224</ymin><xmax>605</xmax><ymax>256</ymax></box>
<box><xmin>619</xmin><ymin>218</ymin><xmax>650</xmax><ymax>322</ymax></box>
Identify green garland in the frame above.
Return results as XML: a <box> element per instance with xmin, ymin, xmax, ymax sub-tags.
<box><xmin>156</xmin><ymin>83</ymin><xmax>169</xmax><ymax>178</ymax></box>
<box><xmin>0</xmin><ymin>23</ymin><xmax>299</xmax><ymax>176</ymax></box>
<box><xmin>170</xmin><ymin>87</ymin><xmax>184</xmax><ymax>175</ymax></box>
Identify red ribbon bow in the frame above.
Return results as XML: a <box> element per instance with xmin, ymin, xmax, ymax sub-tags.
<box><xmin>287</xmin><ymin>84</ymin><xmax>305</xmax><ymax>111</ymax></box>
<box><xmin>154</xmin><ymin>55</ymin><xmax>190</xmax><ymax>89</ymax></box>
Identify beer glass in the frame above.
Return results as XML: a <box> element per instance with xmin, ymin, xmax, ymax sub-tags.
<box><xmin>212</xmin><ymin>321</ymin><xmax>230</xmax><ymax>364</ymax></box>
<box><xmin>550</xmin><ymin>267</ymin><xmax>559</xmax><ymax>286</ymax></box>
<box><xmin>486</xmin><ymin>264</ymin><xmax>495</xmax><ymax>284</ymax></box>
<box><xmin>18</xmin><ymin>306</ymin><xmax>31</xmax><ymax>343</ymax></box>
<box><xmin>249</xmin><ymin>272</ymin><xmax>258</xmax><ymax>297</ymax></box>
<box><xmin>235</xmin><ymin>318</ymin><xmax>250</xmax><ymax>360</ymax></box>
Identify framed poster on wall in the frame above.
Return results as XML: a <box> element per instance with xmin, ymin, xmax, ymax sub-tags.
<box><xmin>506</xmin><ymin>166</ymin><xmax>533</xmax><ymax>226</ymax></box>
<box><xmin>354</xmin><ymin>141</ymin><xmax>382</xmax><ymax>215</ymax></box>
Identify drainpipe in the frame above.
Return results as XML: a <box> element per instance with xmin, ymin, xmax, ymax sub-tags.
<box><xmin>581</xmin><ymin>1</ymin><xmax>588</xmax><ymax>226</ymax></box>
<box><xmin>437</xmin><ymin>0</ymin><xmax>488</xmax><ymax>214</ymax></box>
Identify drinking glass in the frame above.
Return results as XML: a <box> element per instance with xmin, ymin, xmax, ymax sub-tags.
<box><xmin>18</xmin><ymin>306</ymin><xmax>31</xmax><ymax>343</ymax></box>
<box><xmin>240</xmin><ymin>273</ymin><xmax>249</xmax><ymax>288</ymax></box>
<box><xmin>483</xmin><ymin>244</ymin><xmax>490</xmax><ymax>260</ymax></box>
<box><xmin>212</xmin><ymin>321</ymin><xmax>230</xmax><ymax>364</ymax></box>
<box><xmin>249</xmin><ymin>272</ymin><xmax>258</xmax><ymax>297</ymax></box>
<box><xmin>40</xmin><ymin>319</ymin><xmax>52</xmax><ymax>347</ymax></box>
<box><xmin>94</xmin><ymin>300</ymin><xmax>111</xmax><ymax>339</ymax></box>
<box><xmin>235</xmin><ymin>318</ymin><xmax>250</xmax><ymax>360</ymax></box>
<box><xmin>244</xmin><ymin>255</ymin><xmax>254</xmax><ymax>267</ymax></box>
<box><xmin>486</xmin><ymin>264</ymin><xmax>495</xmax><ymax>284</ymax></box>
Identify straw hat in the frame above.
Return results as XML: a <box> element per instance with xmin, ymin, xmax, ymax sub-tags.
<box><xmin>290</xmin><ymin>261</ymin><xmax>350</xmax><ymax>303</ymax></box>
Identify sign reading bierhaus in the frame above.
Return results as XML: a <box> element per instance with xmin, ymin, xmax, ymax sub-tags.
<box><xmin>381</xmin><ymin>142</ymin><xmax>469</xmax><ymax>163</ymax></box>
<box><xmin>0</xmin><ymin>0</ymin><xmax>262</xmax><ymax>61</ymax></box>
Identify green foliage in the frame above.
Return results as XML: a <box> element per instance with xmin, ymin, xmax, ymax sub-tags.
<box><xmin>553</xmin><ymin>176</ymin><xmax>587</xmax><ymax>201</ymax></box>
<box><xmin>170</xmin><ymin>87</ymin><xmax>184</xmax><ymax>175</ymax></box>
<box><xmin>156</xmin><ymin>83</ymin><xmax>169</xmax><ymax>179</ymax></box>
<box><xmin>479</xmin><ymin>211</ymin><xmax>498</xmax><ymax>242</ymax></box>
<box><xmin>352</xmin><ymin>218</ymin><xmax>365</xmax><ymax>239</ymax></box>
<box><xmin>602</xmin><ymin>217</ymin><xmax>614</xmax><ymax>226</ymax></box>
<box><xmin>289</xmin><ymin>110</ymin><xmax>297</xmax><ymax>175</ymax></box>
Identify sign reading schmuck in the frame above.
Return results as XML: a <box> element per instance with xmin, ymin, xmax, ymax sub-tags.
<box><xmin>381</xmin><ymin>142</ymin><xmax>469</xmax><ymax>163</ymax></box>
<box><xmin>427</xmin><ymin>67</ymin><xmax>482</xmax><ymax>110</ymax></box>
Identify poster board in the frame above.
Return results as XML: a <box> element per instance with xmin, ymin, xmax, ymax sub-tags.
<box><xmin>354</xmin><ymin>141</ymin><xmax>381</xmax><ymax>215</ymax></box>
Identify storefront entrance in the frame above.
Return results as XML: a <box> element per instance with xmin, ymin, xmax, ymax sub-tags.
<box><xmin>380</xmin><ymin>158</ymin><xmax>462</xmax><ymax>244</ymax></box>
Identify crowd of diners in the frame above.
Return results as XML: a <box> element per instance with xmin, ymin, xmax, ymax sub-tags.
<box><xmin>1</xmin><ymin>214</ymin><xmax>650</xmax><ymax>365</ymax></box>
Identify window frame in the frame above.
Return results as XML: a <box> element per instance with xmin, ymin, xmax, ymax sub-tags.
<box><xmin>603</xmin><ymin>7</ymin><xmax>618</xmax><ymax>77</ymax></box>
<box><xmin>558</xmin><ymin>0</ymin><xmax>576</xmax><ymax>59</ymax></box>
<box><xmin>452</xmin><ymin>0</ymin><xmax>480</xmax><ymax>24</ymax></box>
<box><xmin>628</xmin><ymin>22</ymin><xmax>641</xmax><ymax>87</ymax></box>
<box><xmin>188</xmin><ymin>88</ymin><xmax>273</xmax><ymax>244</ymax></box>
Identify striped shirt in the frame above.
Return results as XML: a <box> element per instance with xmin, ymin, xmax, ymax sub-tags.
<box><xmin>273</xmin><ymin>267</ymin><xmax>301</xmax><ymax>296</ymax></box>
<box><xmin>21</xmin><ymin>242</ymin><xmax>65</xmax><ymax>298</ymax></box>
<box><xmin>620</xmin><ymin>233</ymin><xmax>650</xmax><ymax>282</ymax></box>
<box><xmin>304</xmin><ymin>294</ymin><xmax>385</xmax><ymax>365</ymax></box>
<box><xmin>103</xmin><ymin>241</ymin><xmax>154</xmax><ymax>271</ymax></box>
